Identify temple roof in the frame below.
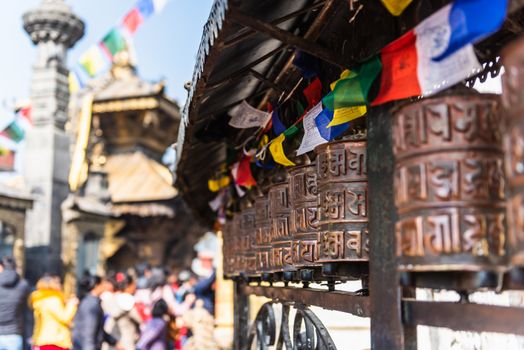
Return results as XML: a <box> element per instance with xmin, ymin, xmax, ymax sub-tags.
<box><xmin>104</xmin><ymin>151</ymin><xmax>177</xmax><ymax>203</ymax></box>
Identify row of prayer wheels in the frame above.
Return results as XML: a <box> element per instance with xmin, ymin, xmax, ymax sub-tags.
<box><xmin>222</xmin><ymin>36</ymin><xmax>524</xmax><ymax>291</ymax></box>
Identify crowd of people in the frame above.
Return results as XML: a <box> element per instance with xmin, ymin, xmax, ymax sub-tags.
<box><xmin>0</xmin><ymin>256</ymin><xmax>218</xmax><ymax>350</ymax></box>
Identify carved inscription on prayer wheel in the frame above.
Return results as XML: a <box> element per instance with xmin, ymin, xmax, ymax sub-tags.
<box><xmin>254</xmin><ymin>193</ymin><xmax>272</xmax><ymax>274</ymax></box>
<box><xmin>269</xmin><ymin>178</ymin><xmax>294</xmax><ymax>273</ymax></box>
<box><xmin>241</xmin><ymin>206</ymin><xmax>257</xmax><ymax>276</ymax></box>
<box><xmin>230</xmin><ymin>213</ymin><xmax>243</xmax><ymax>276</ymax></box>
<box><xmin>289</xmin><ymin>163</ymin><xmax>320</xmax><ymax>268</ymax></box>
<box><xmin>315</xmin><ymin>140</ymin><xmax>369</xmax><ymax>264</ymax></box>
<box><xmin>393</xmin><ymin>93</ymin><xmax>507</xmax><ymax>273</ymax></box>
<box><xmin>222</xmin><ymin>220</ymin><xmax>234</xmax><ymax>277</ymax></box>
<box><xmin>502</xmin><ymin>39</ymin><xmax>524</xmax><ymax>269</ymax></box>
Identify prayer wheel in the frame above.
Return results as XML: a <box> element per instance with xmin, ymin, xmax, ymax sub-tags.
<box><xmin>268</xmin><ymin>172</ymin><xmax>294</xmax><ymax>277</ymax></box>
<box><xmin>393</xmin><ymin>91</ymin><xmax>507</xmax><ymax>290</ymax></box>
<box><xmin>254</xmin><ymin>192</ymin><xmax>272</xmax><ymax>278</ymax></box>
<box><xmin>289</xmin><ymin>160</ymin><xmax>321</xmax><ymax>280</ymax></box>
<box><xmin>315</xmin><ymin>139</ymin><xmax>369</xmax><ymax>280</ymax></box>
<box><xmin>229</xmin><ymin>213</ymin><xmax>243</xmax><ymax>277</ymax></box>
<box><xmin>502</xmin><ymin>38</ymin><xmax>524</xmax><ymax>286</ymax></box>
<box><xmin>222</xmin><ymin>220</ymin><xmax>234</xmax><ymax>277</ymax></box>
<box><xmin>240</xmin><ymin>205</ymin><xmax>257</xmax><ymax>277</ymax></box>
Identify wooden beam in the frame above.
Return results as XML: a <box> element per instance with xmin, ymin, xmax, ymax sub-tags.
<box><xmin>223</xmin><ymin>1</ymin><xmax>327</xmax><ymax>48</ymax></box>
<box><xmin>229</xmin><ymin>9</ymin><xmax>346</xmax><ymax>68</ymax></box>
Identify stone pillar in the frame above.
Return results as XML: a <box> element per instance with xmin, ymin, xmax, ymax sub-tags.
<box><xmin>22</xmin><ymin>0</ymin><xmax>84</xmax><ymax>281</ymax></box>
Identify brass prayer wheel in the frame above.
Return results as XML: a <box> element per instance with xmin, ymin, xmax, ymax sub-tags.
<box><xmin>254</xmin><ymin>192</ymin><xmax>272</xmax><ymax>276</ymax></box>
<box><xmin>502</xmin><ymin>38</ymin><xmax>524</xmax><ymax>284</ymax></box>
<box><xmin>240</xmin><ymin>205</ymin><xmax>257</xmax><ymax>277</ymax></box>
<box><xmin>315</xmin><ymin>139</ymin><xmax>369</xmax><ymax>279</ymax></box>
<box><xmin>289</xmin><ymin>161</ymin><xmax>320</xmax><ymax>271</ymax></box>
<box><xmin>268</xmin><ymin>172</ymin><xmax>294</xmax><ymax>274</ymax></box>
<box><xmin>393</xmin><ymin>92</ymin><xmax>507</xmax><ymax>289</ymax></box>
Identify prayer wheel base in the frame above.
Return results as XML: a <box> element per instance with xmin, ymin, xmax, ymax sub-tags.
<box><xmin>400</xmin><ymin>271</ymin><xmax>501</xmax><ymax>292</ymax></box>
<box><xmin>321</xmin><ymin>262</ymin><xmax>369</xmax><ymax>281</ymax></box>
<box><xmin>502</xmin><ymin>267</ymin><xmax>524</xmax><ymax>290</ymax></box>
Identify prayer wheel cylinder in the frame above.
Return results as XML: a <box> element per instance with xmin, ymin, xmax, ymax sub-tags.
<box><xmin>393</xmin><ymin>92</ymin><xmax>507</xmax><ymax>289</ymax></box>
<box><xmin>240</xmin><ymin>205</ymin><xmax>257</xmax><ymax>277</ymax></box>
<box><xmin>268</xmin><ymin>173</ymin><xmax>294</xmax><ymax>275</ymax></box>
<box><xmin>230</xmin><ymin>213</ymin><xmax>243</xmax><ymax>277</ymax></box>
<box><xmin>502</xmin><ymin>38</ymin><xmax>524</xmax><ymax>285</ymax></box>
<box><xmin>315</xmin><ymin>140</ymin><xmax>369</xmax><ymax>279</ymax></box>
<box><xmin>289</xmin><ymin>161</ymin><xmax>321</xmax><ymax>276</ymax></box>
<box><xmin>222</xmin><ymin>220</ymin><xmax>234</xmax><ymax>278</ymax></box>
<box><xmin>254</xmin><ymin>192</ymin><xmax>272</xmax><ymax>277</ymax></box>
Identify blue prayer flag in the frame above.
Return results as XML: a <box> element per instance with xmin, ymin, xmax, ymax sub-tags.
<box><xmin>272</xmin><ymin>109</ymin><xmax>287</xmax><ymax>136</ymax></box>
<box><xmin>433</xmin><ymin>0</ymin><xmax>508</xmax><ymax>61</ymax></box>
<box><xmin>314</xmin><ymin>108</ymin><xmax>349</xmax><ymax>141</ymax></box>
<box><xmin>136</xmin><ymin>0</ymin><xmax>154</xmax><ymax>18</ymax></box>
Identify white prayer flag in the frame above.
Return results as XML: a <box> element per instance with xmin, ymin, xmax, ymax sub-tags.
<box><xmin>297</xmin><ymin>102</ymin><xmax>328</xmax><ymax>156</ymax></box>
<box><xmin>229</xmin><ymin>101</ymin><xmax>271</xmax><ymax>129</ymax></box>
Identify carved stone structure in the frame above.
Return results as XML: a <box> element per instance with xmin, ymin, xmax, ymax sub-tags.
<box><xmin>22</xmin><ymin>0</ymin><xmax>85</xmax><ymax>280</ymax></box>
<box><xmin>393</xmin><ymin>92</ymin><xmax>507</xmax><ymax>277</ymax></box>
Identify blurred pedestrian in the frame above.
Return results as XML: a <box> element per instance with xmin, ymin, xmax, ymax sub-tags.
<box><xmin>136</xmin><ymin>299</ymin><xmax>169</xmax><ymax>350</ymax></box>
<box><xmin>29</xmin><ymin>275</ymin><xmax>78</xmax><ymax>350</ymax></box>
<box><xmin>102</xmin><ymin>273</ymin><xmax>141</xmax><ymax>350</ymax></box>
<box><xmin>0</xmin><ymin>256</ymin><xmax>30</xmax><ymax>350</ymax></box>
<box><xmin>72</xmin><ymin>275</ymin><xmax>121</xmax><ymax>350</ymax></box>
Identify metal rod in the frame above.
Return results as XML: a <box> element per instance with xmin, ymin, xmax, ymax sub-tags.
<box><xmin>243</xmin><ymin>285</ymin><xmax>371</xmax><ymax>318</ymax></box>
<box><xmin>223</xmin><ymin>1</ymin><xmax>327</xmax><ymax>48</ymax></box>
<box><xmin>228</xmin><ymin>9</ymin><xmax>346</xmax><ymax>69</ymax></box>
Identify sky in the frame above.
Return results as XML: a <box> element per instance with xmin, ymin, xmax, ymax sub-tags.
<box><xmin>0</xmin><ymin>0</ymin><xmax>214</xmax><ymax>109</ymax></box>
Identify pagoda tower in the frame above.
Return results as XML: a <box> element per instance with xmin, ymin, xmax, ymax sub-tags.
<box><xmin>22</xmin><ymin>0</ymin><xmax>84</xmax><ymax>280</ymax></box>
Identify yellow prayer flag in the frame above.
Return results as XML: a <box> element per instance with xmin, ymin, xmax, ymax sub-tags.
<box><xmin>327</xmin><ymin>106</ymin><xmax>367</xmax><ymax>127</ymax></box>
<box><xmin>269</xmin><ymin>134</ymin><xmax>295</xmax><ymax>167</ymax></box>
<box><xmin>79</xmin><ymin>45</ymin><xmax>107</xmax><ymax>77</ymax></box>
<box><xmin>381</xmin><ymin>0</ymin><xmax>414</xmax><ymax>16</ymax></box>
<box><xmin>208</xmin><ymin>179</ymin><xmax>220</xmax><ymax>192</ymax></box>
<box><xmin>330</xmin><ymin>70</ymin><xmax>354</xmax><ymax>91</ymax></box>
<box><xmin>218</xmin><ymin>175</ymin><xmax>230</xmax><ymax>188</ymax></box>
<box><xmin>69</xmin><ymin>72</ymin><xmax>80</xmax><ymax>94</ymax></box>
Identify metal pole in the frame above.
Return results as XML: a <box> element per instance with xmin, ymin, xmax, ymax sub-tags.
<box><xmin>233</xmin><ymin>281</ymin><xmax>250</xmax><ymax>350</ymax></box>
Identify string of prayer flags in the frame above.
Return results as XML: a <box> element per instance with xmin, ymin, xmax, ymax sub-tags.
<box><xmin>372</xmin><ymin>4</ymin><xmax>481</xmax><ymax>106</ymax></box>
<box><xmin>323</xmin><ymin>57</ymin><xmax>382</xmax><ymax>110</ymax></box>
<box><xmin>101</xmin><ymin>28</ymin><xmax>127</xmax><ymax>59</ymax></box>
<box><xmin>269</xmin><ymin>126</ymin><xmax>299</xmax><ymax>166</ymax></box>
<box><xmin>232</xmin><ymin>156</ymin><xmax>257</xmax><ymax>187</ymax></box>
<box><xmin>315</xmin><ymin>108</ymin><xmax>349</xmax><ymax>141</ymax></box>
<box><xmin>1</xmin><ymin>121</ymin><xmax>25</xmax><ymax>143</ymax></box>
<box><xmin>381</xmin><ymin>0</ymin><xmax>414</xmax><ymax>16</ymax></box>
<box><xmin>297</xmin><ymin>102</ymin><xmax>328</xmax><ymax>155</ymax></box>
<box><xmin>433</xmin><ymin>0</ymin><xmax>508</xmax><ymax>61</ymax></box>
<box><xmin>229</xmin><ymin>101</ymin><xmax>271</xmax><ymax>129</ymax></box>
<box><xmin>79</xmin><ymin>45</ymin><xmax>109</xmax><ymax>77</ymax></box>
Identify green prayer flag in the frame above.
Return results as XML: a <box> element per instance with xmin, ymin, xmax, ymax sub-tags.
<box><xmin>323</xmin><ymin>56</ymin><xmax>382</xmax><ymax>110</ymax></box>
<box><xmin>283</xmin><ymin>125</ymin><xmax>299</xmax><ymax>138</ymax></box>
<box><xmin>1</xmin><ymin>121</ymin><xmax>25</xmax><ymax>143</ymax></box>
<box><xmin>102</xmin><ymin>28</ymin><xmax>127</xmax><ymax>57</ymax></box>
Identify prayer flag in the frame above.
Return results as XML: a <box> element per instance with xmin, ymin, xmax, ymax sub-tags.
<box><xmin>152</xmin><ymin>0</ymin><xmax>168</xmax><ymax>13</ymax></box>
<box><xmin>69</xmin><ymin>72</ymin><xmax>80</xmax><ymax>94</ymax></box>
<box><xmin>293</xmin><ymin>51</ymin><xmax>321</xmax><ymax>79</ymax></box>
<box><xmin>232</xmin><ymin>156</ymin><xmax>257</xmax><ymax>187</ymax></box>
<box><xmin>137</xmin><ymin>0</ymin><xmax>154</xmax><ymax>18</ymax></box>
<box><xmin>433</xmin><ymin>0</ymin><xmax>508</xmax><ymax>61</ymax></box>
<box><xmin>323</xmin><ymin>56</ymin><xmax>382</xmax><ymax>110</ymax></box>
<box><xmin>315</xmin><ymin>108</ymin><xmax>349</xmax><ymax>141</ymax></box>
<box><xmin>269</xmin><ymin>126</ymin><xmax>299</xmax><ymax>167</ymax></box>
<box><xmin>229</xmin><ymin>101</ymin><xmax>271</xmax><ymax>129</ymax></box>
<box><xmin>381</xmin><ymin>0</ymin><xmax>414</xmax><ymax>16</ymax></box>
<box><xmin>271</xmin><ymin>109</ymin><xmax>286</xmax><ymax>136</ymax></box>
<box><xmin>1</xmin><ymin>121</ymin><xmax>25</xmax><ymax>143</ymax></box>
<box><xmin>297</xmin><ymin>102</ymin><xmax>328</xmax><ymax>155</ymax></box>
<box><xmin>79</xmin><ymin>45</ymin><xmax>108</xmax><ymax>77</ymax></box>
<box><xmin>101</xmin><ymin>28</ymin><xmax>127</xmax><ymax>59</ymax></box>
<box><xmin>123</xmin><ymin>8</ymin><xmax>144</xmax><ymax>34</ymax></box>
<box><xmin>0</xmin><ymin>149</ymin><xmax>15</xmax><ymax>172</ymax></box>
<box><xmin>328</xmin><ymin>106</ymin><xmax>367</xmax><ymax>127</ymax></box>
<box><xmin>372</xmin><ymin>4</ymin><xmax>481</xmax><ymax>106</ymax></box>
<box><xmin>303</xmin><ymin>78</ymin><xmax>322</xmax><ymax>109</ymax></box>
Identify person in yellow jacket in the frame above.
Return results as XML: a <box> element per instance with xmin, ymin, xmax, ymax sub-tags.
<box><xmin>29</xmin><ymin>276</ymin><xmax>79</xmax><ymax>350</ymax></box>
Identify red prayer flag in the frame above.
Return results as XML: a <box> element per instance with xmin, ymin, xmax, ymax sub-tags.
<box><xmin>122</xmin><ymin>8</ymin><xmax>144</xmax><ymax>34</ymax></box>
<box><xmin>303</xmin><ymin>78</ymin><xmax>323</xmax><ymax>109</ymax></box>
<box><xmin>234</xmin><ymin>156</ymin><xmax>257</xmax><ymax>187</ymax></box>
<box><xmin>372</xmin><ymin>31</ymin><xmax>421</xmax><ymax>106</ymax></box>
